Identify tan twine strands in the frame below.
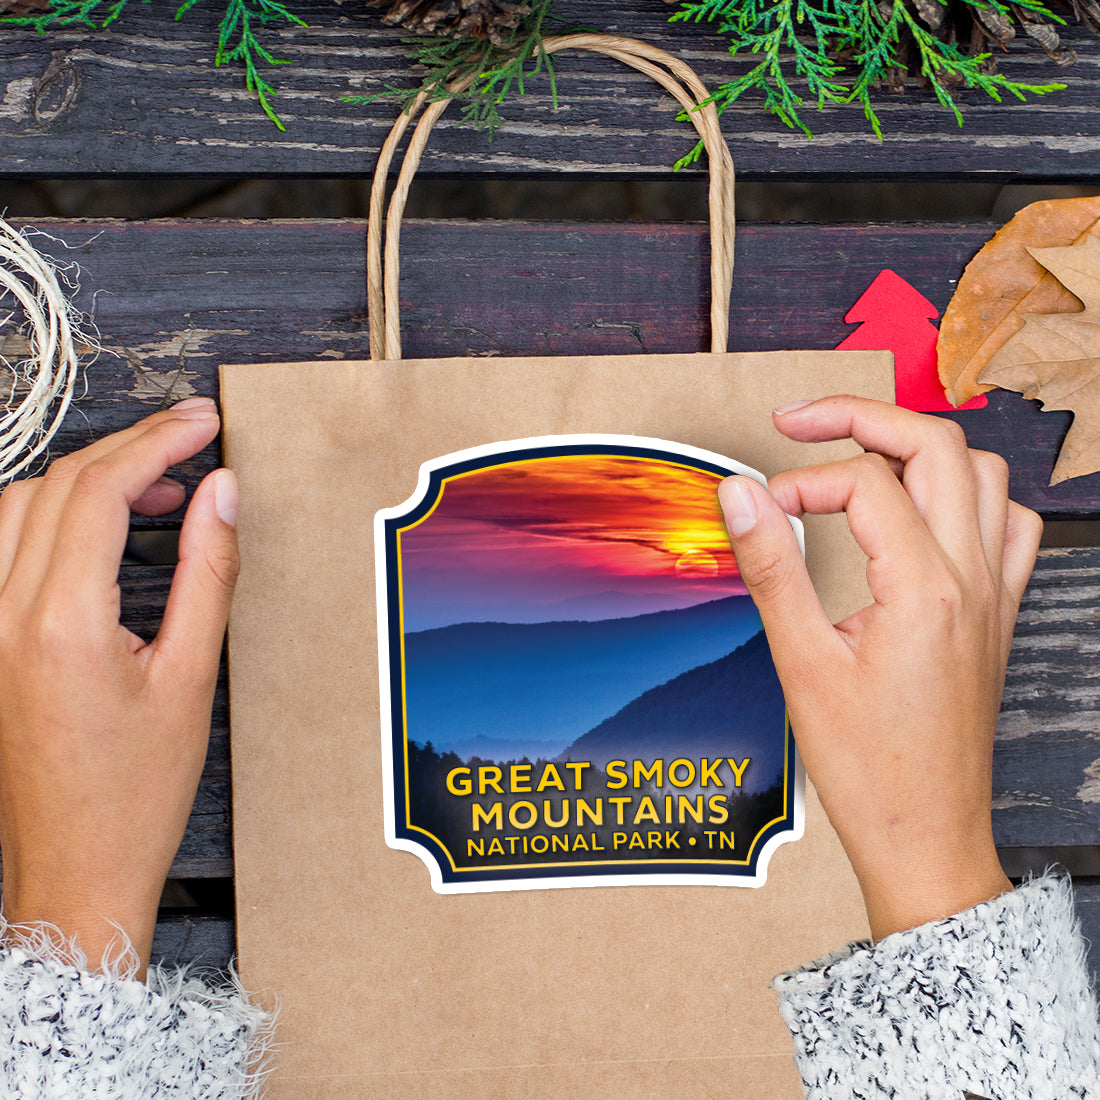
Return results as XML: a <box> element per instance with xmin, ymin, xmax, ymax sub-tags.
<box><xmin>367</xmin><ymin>34</ymin><xmax>736</xmax><ymax>362</ymax></box>
<box><xmin>0</xmin><ymin>220</ymin><xmax>88</xmax><ymax>482</ymax></box>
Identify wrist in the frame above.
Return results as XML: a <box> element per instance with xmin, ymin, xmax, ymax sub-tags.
<box><xmin>859</xmin><ymin>861</ymin><xmax>1012</xmax><ymax>941</ymax></box>
<box><xmin>2</xmin><ymin>884</ymin><xmax>155</xmax><ymax>978</ymax></box>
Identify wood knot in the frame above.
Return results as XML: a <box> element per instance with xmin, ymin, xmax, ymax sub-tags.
<box><xmin>33</xmin><ymin>55</ymin><xmax>81</xmax><ymax>126</ymax></box>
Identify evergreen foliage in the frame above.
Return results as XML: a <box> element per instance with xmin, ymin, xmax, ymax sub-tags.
<box><xmin>671</xmin><ymin>0</ymin><xmax>1068</xmax><ymax>137</ymax></box>
<box><xmin>0</xmin><ymin>0</ymin><xmax>306</xmax><ymax>130</ymax></box>
<box><xmin>344</xmin><ymin>0</ymin><xmax>558</xmax><ymax>137</ymax></box>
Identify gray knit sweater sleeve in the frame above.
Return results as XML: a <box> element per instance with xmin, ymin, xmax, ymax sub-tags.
<box><xmin>0</xmin><ymin>941</ymin><xmax>272</xmax><ymax>1099</ymax></box>
<box><xmin>773</xmin><ymin>875</ymin><xmax>1100</xmax><ymax>1098</ymax></box>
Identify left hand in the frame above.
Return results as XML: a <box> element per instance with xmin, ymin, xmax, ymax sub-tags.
<box><xmin>0</xmin><ymin>399</ymin><xmax>239</xmax><ymax>977</ymax></box>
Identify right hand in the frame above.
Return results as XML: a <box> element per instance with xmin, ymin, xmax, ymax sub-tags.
<box><xmin>718</xmin><ymin>396</ymin><xmax>1041</xmax><ymax>941</ymax></box>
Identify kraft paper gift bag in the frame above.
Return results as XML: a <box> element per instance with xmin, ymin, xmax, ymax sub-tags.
<box><xmin>221</xmin><ymin>36</ymin><xmax>895</xmax><ymax>1099</ymax></box>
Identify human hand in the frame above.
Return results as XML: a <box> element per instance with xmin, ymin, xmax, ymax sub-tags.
<box><xmin>0</xmin><ymin>398</ymin><xmax>239</xmax><ymax>977</ymax></box>
<box><xmin>718</xmin><ymin>396</ymin><xmax>1041</xmax><ymax>941</ymax></box>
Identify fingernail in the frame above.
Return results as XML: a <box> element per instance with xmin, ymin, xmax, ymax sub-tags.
<box><xmin>773</xmin><ymin>399</ymin><xmax>814</xmax><ymax>416</ymax></box>
<box><xmin>214</xmin><ymin>470</ymin><xmax>238</xmax><ymax>527</ymax></box>
<box><xmin>171</xmin><ymin>396</ymin><xmax>217</xmax><ymax>418</ymax></box>
<box><xmin>719</xmin><ymin>476</ymin><xmax>757</xmax><ymax>536</ymax></box>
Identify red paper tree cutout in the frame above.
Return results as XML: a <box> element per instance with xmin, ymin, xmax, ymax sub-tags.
<box><xmin>836</xmin><ymin>269</ymin><xmax>987</xmax><ymax>412</ymax></box>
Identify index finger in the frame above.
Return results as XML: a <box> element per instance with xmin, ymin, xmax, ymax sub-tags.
<box><xmin>7</xmin><ymin>401</ymin><xmax>222</xmax><ymax>612</ymax></box>
<box><xmin>772</xmin><ymin>396</ymin><xmax>982</xmax><ymax>566</ymax></box>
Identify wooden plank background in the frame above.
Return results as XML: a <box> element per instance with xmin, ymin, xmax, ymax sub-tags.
<box><xmin>4</xmin><ymin>216</ymin><xmax>1095</xmax><ymax>971</ymax></box>
<box><xmin>2</xmin><ymin>0</ymin><xmax>1100</xmax><ymax>177</ymax></box>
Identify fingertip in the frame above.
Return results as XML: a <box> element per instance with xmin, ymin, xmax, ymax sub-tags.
<box><xmin>718</xmin><ymin>475</ymin><xmax>759</xmax><ymax>535</ymax></box>
<box><xmin>130</xmin><ymin>476</ymin><xmax>186</xmax><ymax>517</ymax></box>
<box><xmin>213</xmin><ymin>469</ymin><xmax>238</xmax><ymax>527</ymax></box>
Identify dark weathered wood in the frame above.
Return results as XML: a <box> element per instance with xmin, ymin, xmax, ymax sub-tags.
<box><xmin>1</xmin><ymin>0</ymin><xmax>1099</xmax><ymax>178</ymax></box>
<box><xmin>993</xmin><ymin>547</ymin><xmax>1100</xmax><ymax>848</ymax></box>
<box><xmin>16</xmin><ymin>217</ymin><xmax>1100</xmax><ymax>518</ymax></box>
<box><xmin>120</xmin><ymin>565</ymin><xmax>233</xmax><ymax>878</ymax></box>
<box><xmin>150</xmin><ymin>912</ymin><xmax>235</xmax><ymax>969</ymax></box>
<box><xmin>116</xmin><ymin>545</ymin><xmax>1100</xmax><ymax>881</ymax></box>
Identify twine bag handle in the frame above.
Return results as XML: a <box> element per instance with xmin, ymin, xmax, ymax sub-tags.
<box><xmin>367</xmin><ymin>34</ymin><xmax>735</xmax><ymax>362</ymax></box>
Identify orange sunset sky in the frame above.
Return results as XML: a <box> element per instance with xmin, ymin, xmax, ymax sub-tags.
<box><xmin>397</xmin><ymin>453</ymin><xmax>749</xmax><ymax>631</ymax></box>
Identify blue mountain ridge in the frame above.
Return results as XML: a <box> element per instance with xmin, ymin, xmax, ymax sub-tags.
<box><xmin>402</xmin><ymin>594</ymin><xmax>762</xmax><ymax>761</ymax></box>
<box><xmin>560</xmin><ymin>629</ymin><xmax>787</xmax><ymax>794</ymax></box>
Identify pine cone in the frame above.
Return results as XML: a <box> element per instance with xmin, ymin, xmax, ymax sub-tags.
<box><xmin>369</xmin><ymin>0</ymin><xmax>533</xmax><ymax>46</ymax></box>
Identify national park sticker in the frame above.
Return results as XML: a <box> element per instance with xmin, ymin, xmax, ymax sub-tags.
<box><xmin>376</xmin><ymin>436</ymin><xmax>804</xmax><ymax>893</ymax></box>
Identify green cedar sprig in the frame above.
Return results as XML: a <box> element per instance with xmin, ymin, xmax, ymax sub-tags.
<box><xmin>343</xmin><ymin>0</ymin><xmax>558</xmax><ymax>138</ymax></box>
<box><xmin>0</xmin><ymin>0</ymin><xmax>306</xmax><ymax>131</ymax></box>
<box><xmin>671</xmin><ymin>0</ymin><xmax>1068</xmax><ymax>139</ymax></box>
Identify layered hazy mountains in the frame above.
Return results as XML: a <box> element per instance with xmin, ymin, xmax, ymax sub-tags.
<box><xmin>402</xmin><ymin>595</ymin><xmax>788</xmax><ymax>792</ymax></box>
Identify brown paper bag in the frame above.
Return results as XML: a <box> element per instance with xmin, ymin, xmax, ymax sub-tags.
<box><xmin>221</xmin><ymin>37</ymin><xmax>894</xmax><ymax>1099</ymax></box>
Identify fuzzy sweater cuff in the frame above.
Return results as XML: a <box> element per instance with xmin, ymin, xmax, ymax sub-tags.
<box><xmin>0</xmin><ymin>932</ymin><xmax>273</xmax><ymax>1099</ymax></box>
<box><xmin>773</xmin><ymin>874</ymin><xmax>1100</xmax><ymax>1099</ymax></box>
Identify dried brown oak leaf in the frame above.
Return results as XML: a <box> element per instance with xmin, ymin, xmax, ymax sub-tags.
<box><xmin>979</xmin><ymin>233</ymin><xmax>1100</xmax><ymax>484</ymax></box>
<box><xmin>0</xmin><ymin>0</ymin><xmax>49</xmax><ymax>12</ymax></box>
<box><xmin>937</xmin><ymin>196</ymin><xmax>1100</xmax><ymax>406</ymax></box>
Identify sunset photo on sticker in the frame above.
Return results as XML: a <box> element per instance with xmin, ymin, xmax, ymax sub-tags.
<box><xmin>376</xmin><ymin>439</ymin><xmax>799</xmax><ymax>889</ymax></box>
<box><xmin>398</xmin><ymin>453</ymin><xmax>748</xmax><ymax>632</ymax></box>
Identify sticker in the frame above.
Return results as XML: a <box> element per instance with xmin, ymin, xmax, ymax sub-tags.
<box><xmin>376</xmin><ymin>436</ymin><xmax>804</xmax><ymax>894</ymax></box>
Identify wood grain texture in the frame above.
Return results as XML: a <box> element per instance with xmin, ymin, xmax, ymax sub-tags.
<box><xmin>994</xmin><ymin>547</ymin><xmax>1100</xmax><ymax>848</ymax></box>
<box><xmin>19</xmin><ymin>217</ymin><xmax>1100</xmax><ymax>518</ymax></box>
<box><xmin>120</xmin><ymin>565</ymin><xmax>233</xmax><ymax>878</ymax></box>
<box><xmin>1</xmin><ymin>0</ymin><xmax>1099</xmax><ymax>177</ymax></box>
<box><xmin>115</xmin><ymin>548</ymin><xmax>1100</xmax><ymax>880</ymax></box>
<box><xmin>150</xmin><ymin>912</ymin><xmax>236</xmax><ymax>968</ymax></box>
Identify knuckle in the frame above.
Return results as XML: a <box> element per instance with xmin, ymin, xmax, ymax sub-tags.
<box><xmin>935</xmin><ymin>418</ymin><xmax>969</xmax><ymax>451</ymax></box>
<box><xmin>972</xmin><ymin>449</ymin><xmax>1010</xmax><ymax>487</ymax></box>
<box><xmin>203</xmin><ymin>544</ymin><xmax>241</xmax><ymax>593</ymax></box>
<box><xmin>1012</xmin><ymin>501</ymin><xmax>1043</xmax><ymax>541</ymax></box>
<box><xmin>854</xmin><ymin>451</ymin><xmax>891</xmax><ymax>479</ymax></box>
<box><xmin>41</xmin><ymin>451</ymin><xmax>84</xmax><ymax>486</ymax></box>
<box><xmin>741</xmin><ymin>546</ymin><xmax>791</xmax><ymax>601</ymax></box>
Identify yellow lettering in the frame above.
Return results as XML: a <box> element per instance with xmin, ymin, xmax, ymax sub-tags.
<box><xmin>605</xmin><ymin>760</ymin><xmax>629</xmax><ymax>790</ymax></box>
<box><xmin>509</xmin><ymin>800</ymin><xmax>538</xmax><ymax>829</ymax></box>
<box><xmin>668</xmin><ymin>758</ymin><xmax>695</xmax><ymax>788</ymax></box>
<box><xmin>509</xmin><ymin>764</ymin><xmax>532</xmax><ymax>793</ymax></box>
<box><xmin>727</xmin><ymin>758</ymin><xmax>750</xmax><ymax>787</ymax></box>
<box><xmin>446</xmin><ymin>767</ymin><xmax>472</xmax><ymax>796</ymax></box>
<box><xmin>634</xmin><ymin>759</ymin><xmax>663</xmax><ymax>787</ymax></box>
<box><xmin>577</xmin><ymin>798</ymin><xmax>603</xmax><ymax>826</ymax></box>
<box><xmin>699</xmin><ymin>758</ymin><xmax>723</xmax><ymax>787</ymax></box>
<box><xmin>543</xmin><ymin>799</ymin><xmax>569</xmax><ymax>828</ymax></box>
<box><xmin>609</xmin><ymin>796</ymin><xmax>632</xmax><ymax>825</ymax></box>
<box><xmin>633</xmin><ymin>796</ymin><xmax>660</xmax><ymax>824</ymax></box>
<box><xmin>487</xmin><ymin>837</ymin><xmax>505</xmax><ymax>855</ymax></box>
<box><xmin>613</xmin><ymin>832</ymin><xmax>628</xmax><ymax>849</ymax></box>
<box><xmin>466</xmin><ymin>839</ymin><xmax>485</xmax><ymax>856</ymax></box>
<box><xmin>536</xmin><ymin>764</ymin><xmax>565</xmax><ymax>792</ymax></box>
<box><xmin>565</xmin><ymin>762</ymin><xmax>591</xmax><ymax>789</ymax></box>
<box><xmin>472</xmin><ymin>803</ymin><xmax>503</xmax><ymax>831</ymax></box>
<box><xmin>679</xmin><ymin>795</ymin><xmax>704</xmax><ymax>824</ymax></box>
<box><xmin>708</xmin><ymin>794</ymin><xmax>729</xmax><ymax>824</ymax></box>
<box><xmin>628</xmin><ymin>832</ymin><xmax>646</xmax><ymax>849</ymax></box>
<box><xmin>479</xmin><ymin>766</ymin><xmax>503</xmax><ymax>795</ymax></box>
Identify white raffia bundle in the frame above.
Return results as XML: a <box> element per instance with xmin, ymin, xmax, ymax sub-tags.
<box><xmin>0</xmin><ymin>219</ymin><xmax>85</xmax><ymax>483</ymax></box>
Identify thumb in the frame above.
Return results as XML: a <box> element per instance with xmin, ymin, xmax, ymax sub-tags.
<box><xmin>718</xmin><ymin>475</ymin><xmax>834</xmax><ymax>667</ymax></box>
<box><xmin>153</xmin><ymin>468</ymin><xmax>240</xmax><ymax>686</ymax></box>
